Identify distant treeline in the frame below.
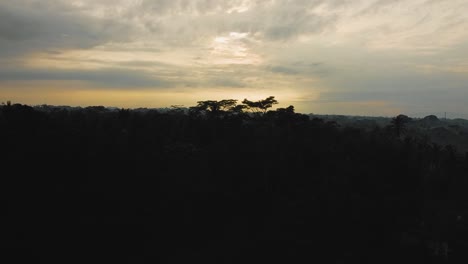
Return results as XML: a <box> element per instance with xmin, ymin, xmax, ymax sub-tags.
<box><xmin>1</xmin><ymin>98</ymin><xmax>468</xmax><ymax>263</ymax></box>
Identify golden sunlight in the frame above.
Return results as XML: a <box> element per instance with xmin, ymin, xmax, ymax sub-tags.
<box><xmin>210</xmin><ymin>32</ymin><xmax>261</xmax><ymax>65</ymax></box>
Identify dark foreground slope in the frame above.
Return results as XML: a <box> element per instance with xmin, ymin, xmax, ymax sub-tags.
<box><xmin>1</xmin><ymin>103</ymin><xmax>468</xmax><ymax>263</ymax></box>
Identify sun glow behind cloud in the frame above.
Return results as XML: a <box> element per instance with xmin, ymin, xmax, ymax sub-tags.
<box><xmin>210</xmin><ymin>32</ymin><xmax>261</xmax><ymax>65</ymax></box>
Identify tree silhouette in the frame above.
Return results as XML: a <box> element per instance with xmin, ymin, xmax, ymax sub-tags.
<box><xmin>276</xmin><ymin>105</ymin><xmax>295</xmax><ymax>114</ymax></box>
<box><xmin>242</xmin><ymin>96</ymin><xmax>278</xmax><ymax>115</ymax></box>
<box><xmin>190</xmin><ymin>99</ymin><xmax>238</xmax><ymax>117</ymax></box>
<box><xmin>390</xmin><ymin>114</ymin><xmax>411</xmax><ymax>137</ymax></box>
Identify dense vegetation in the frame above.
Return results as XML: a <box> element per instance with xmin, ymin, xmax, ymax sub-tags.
<box><xmin>314</xmin><ymin>114</ymin><xmax>468</xmax><ymax>153</ymax></box>
<box><xmin>2</xmin><ymin>98</ymin><xmax>468</xmax><ymax>263</ymax></box>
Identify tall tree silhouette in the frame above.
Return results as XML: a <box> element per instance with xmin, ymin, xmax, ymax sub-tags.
<box><xmin>390</xmin><ymin>114</ymin><xmax>411</xmax><ymax>137</ymax></box>
<box><xmin>190</xmin><ymin>99</ymin><xmax>238</xmax><ymax>117</ymax></box>
<box><xmin>242</xmin><ymin>96</ymin><xmax>278</xmax><ymax>115</ymax></box>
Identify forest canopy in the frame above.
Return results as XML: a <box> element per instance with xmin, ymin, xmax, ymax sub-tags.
<box><xmin>1</xmin><ymin>97</ymin><xmax>468</xmax><ymax>263</ymax></box>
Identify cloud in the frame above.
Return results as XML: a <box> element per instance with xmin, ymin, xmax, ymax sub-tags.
<box><xmin>9</xmin><ymin>0</ymin><xmax>338</xmax><ymax>47</ymax></box>
<box><xmin>0</xmin><ymin>67</ymin><xmax>171</xmax><ymax>88</ymax></box>
<box><xmin>0</xmin><ymin>1</ymin><xmax>133</xmax><ymax>57</ymax></box>
<box><xmin>208</xmin><ymin>77</ymin><xmax>246</xmax><ymax>88</ymax></box>
<box><xmin>268</xmin><ymin>65</ymin><xmax>300</xmax><ymax>75</ymax></box>
<box><xmin>331</xmin><ymin>0</ymin><xmax>468</xmax><ymax>52</ymax></box>
<box><xmin>4</xmin><ymin>0</ymin><xmax>468</xmax><ymax>56</ymax></box>
<box><xmin>266</xmin><ymin>62</ymin><xmax>328</xmax><ymax>77</ymax></box>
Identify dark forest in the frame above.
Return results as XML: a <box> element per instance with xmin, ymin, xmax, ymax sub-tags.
<box><xmin>2</xmin><ymin>98</ymin><xmax>468</xmax><ymax>263</ymax></box>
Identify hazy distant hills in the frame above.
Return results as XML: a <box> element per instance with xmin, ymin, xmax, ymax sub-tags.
<box><xmin>312</xmin><ymin>114</ymin><xmax>468</xmax><ymax>154</ymax></box>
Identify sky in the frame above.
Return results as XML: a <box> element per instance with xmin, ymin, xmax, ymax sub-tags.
<box><xmin>2</xmin><ymin>0</ymin><xmax>468</xmax><ymax>117</ymax></box>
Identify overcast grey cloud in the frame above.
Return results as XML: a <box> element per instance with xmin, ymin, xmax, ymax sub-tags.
<box><xmin>1</xmin><ymin>0</ymin><xmax>468</xmax><ymax>116</ymax></box>
<box><xmin>0</xmin><ymin>1</ymin><xmax>133</xmax><ymax>57</ymax></box>
<box><xmin>0</xmin><ymin>67</ymin><xmax>171</xmax><ymax>88</ymax></box>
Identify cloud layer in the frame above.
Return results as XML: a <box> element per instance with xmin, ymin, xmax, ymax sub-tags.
<box><xmin>2</xmin><ymin>0</ymin><xmax>468</xmax><ymax>116</ymax></box>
